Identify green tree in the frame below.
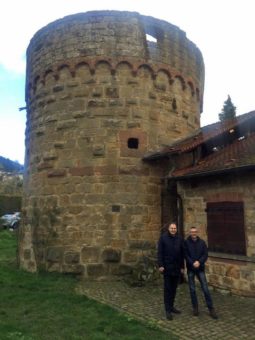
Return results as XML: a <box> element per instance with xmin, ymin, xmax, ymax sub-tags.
<box><xmin>219</xmin><ymin>95</ymin><xmax>236</xmax><ymax>121</ymax></box>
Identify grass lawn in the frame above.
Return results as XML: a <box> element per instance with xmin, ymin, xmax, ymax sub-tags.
<box><xmin>0</xmin><ymin>230</ymin><xmax>175</xmax><ymax>340</ymax></box>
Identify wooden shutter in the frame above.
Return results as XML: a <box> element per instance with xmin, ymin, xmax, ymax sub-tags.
<box><xmin>206</xmin><ymin>201</ymin><xmax>246</xmax><ymax>255</ymax></box>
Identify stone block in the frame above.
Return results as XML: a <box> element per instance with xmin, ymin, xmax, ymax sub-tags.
<box><xmin>92</xmin><ymin>87</ymin><xmax>103</xmax><ymax>97</ymax></box>
<box><xmin>47</xmin><ymin>169</ymin><xmax>67</xmax><ymax>178</ymax></box>
<box><xmin>87</xmin><ymin>264</ymin><xmax>106</xmax><ymax>276</ymax></box>
<box><xmin>102</xmin><ymin>248</ymin><xmax>121</xmax><ymax>263</ymax></box>
<box><xmin>240</xmin><ymin>269</ymin><xmax>254</xmax><ymax>281</ymax></box>
<box><xmin>102</xmin><ymin>119</ymin><xmax>123</xmax><ymax>128</ymax></box>
<box><xmin>208</xmin><ymin>273</ymin><xmax>221</xmax><ymax>286</ymax></box>
<box><xmin>45</xmin><ymin>114</ymin><xmax>58</xmax><ymax>123</ymax></box>
<box><xmin>53</xmin><ymin>84</ymin><xmax>64</xmax><ymax>92</ymax></box>
<box><xmin>43</xmin><ymin>152</ymin><xmax>58</xmax><ymax>161</ymax></box>
<box><xmin>148</xmin><ymin>91</ymin><xmax>156</xmax><ymax>99</ymax></box>
<box><xmin>127</xmin><ymin>78</ymin><xmax>138</xmax><ymax>85</ymax></box>
<box><xmin>47</xmin><ymin>262</ymin><xmax>61</xmax><ymax>272</ymax></box>
<box><xmin>226</xmin><ymin>265</ymin><xmax>240</xmax><ymax>279</ymax></box>
<box><xmin>129</xmin><ymin>240</ymin><xmax>155</xmax><ymax>250</ymax></box>
<box><xmin>110</xmin><ymin>239</ymin><xmax>126</xmax><ymax>248</ymax></box>
<box><xmin>126</xmin><ymin>99</ymin><xmax>138</xmax><ymax>105</ymax></box>
<box><xmin>238</xmin><ymin>280</ymin><xmax>250</xmax><ymax>293</ymax></box>
<box><xmin>64</xmin><ymin>252</ymin><xmax>80</xmax><ymax>264</ymax></box>
<box><xmin>212</xmin><ymin>263</ymin><xmax>226</xmax><ymax>276</ymax></box>
<box><xmin>109</xmin><ymin>99</ymin><xmax>123</xmax><ymax>106</ymax></box>
<box><xmin>127</xmin><ymin>121</ymin><xmax>141</xmax><ymax>128</ymax></box>
<box><xmin>81</xmin><ymin>246</ymin><xmax>100</xmax><ymax>263</ymax></box>
<box><xmin>35</xmin><ymin>127</ymin><xmax>46</xmax><ymax>136</ymax></box>
<box><xmin>105</xmin><ymin>87</ymin><xmax>119</xmax><ymax>98</ymax></box>
<box><xmin>67</xmin><ymin>81</ymin><xmax>79</xmax><ymax>87</ymax></box>
<box><xmin>110</xmin><ymin>264</ymin><xmax>133</xmax><ymax>275</ymax></box>
<box><xmin>26</xmin><ymin>261</ymin><xmax>37</xmax><ymax>273</ymax></box>
<box><xmin>154</xmin><ymin>82</ymin><xmax>166</xmax><ymax>91</ymax></box>
<box><xmin>46</xmin><ymin>247</ymin><xmax>63</xmax><ymax>263</ymax></box>
<box><xmin>123</xmin><ymin>251</ymin><xmax>139</xmax><ymax>263</ymax></box>
<box><xmin>56</xmin><ymin>119</ymin><xmax>76</xmax><ymax>130</ymax></box>
<box><xmin>88</xmin><ymin>99</ymin><xmax>106</xmax><ymax>107</ymax></box>
<box><xmin>62</xmin><ymin>264</ymin><xmax>84</xmax><ymax>274</ymax></box>
<box><xmin>72</xmin><ymin>111</ymin><xmax>86</xmax><ymax>118</ymax></box>
<box><xmin>222</xmin><ymin>276</ymin><xmax>233</xmax><ymax>288</ymax></box>
<box><xmin>24</xmin><ymin>249</ymin><xmax>31</xmax><ymax>260</ymax></box>
<box><xmin>69</xmin><ymin>167</ymin><xmax>94</xmax><ymax>176</ymax></box>
<box><xmin>46</xmin><ymin>95</ymin><xmax>56</xmax><ymax>104</ymax></box>
<box><xmin>250</xmin><ymin>282</ymin><xmax>255</xmax><ymax>292</ymax></box>
<box><xmin>92</xmin><ymin>144</ymin><xmax>105</xmax><ymax>156</ymax></box>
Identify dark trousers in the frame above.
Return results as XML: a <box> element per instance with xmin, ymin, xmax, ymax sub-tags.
<box><xmin>163</xmin><ymin>273</ymin><xmax>179</xmax><ymax>313</ymax></box>
<box><xmin>187</xmin><ymin>270</ymin><xmax>213</xmax><ymax>310</ymax></box>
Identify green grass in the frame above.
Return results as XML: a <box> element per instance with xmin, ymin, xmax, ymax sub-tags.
<box><xmin>0</xmin><ymin>231</ymin><xmax>175</xmax><ymax>340</ymax></box>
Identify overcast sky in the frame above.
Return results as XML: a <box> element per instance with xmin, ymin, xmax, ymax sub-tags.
<box><xmin>1</xmin><ymin>0</ymin><xmax>255</xmax><ymax>164</ymax></box>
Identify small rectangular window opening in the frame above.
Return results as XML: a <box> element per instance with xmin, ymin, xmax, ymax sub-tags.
<box><xmin>112</xmin><ymin>205</ymin><xmax>120</xmax><ymax>212</ymax></box>
<box><xmin>128</xmin><ymin>138</ymin><xmax>139</xmax><ymax>149</ymax></box>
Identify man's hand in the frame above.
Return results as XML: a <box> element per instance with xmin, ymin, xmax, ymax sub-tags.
<box><xmin>181</xmin><ymin>268</ymin><xmax>184</xmax><ymax>274</ymax></box>
<box><xmin>193</xmin><ymin>261</ymin><xmax>200</xmax><ymax>268</ymax></box>
<box><xmin>159</xmin><ymin>266</ymin><xmax>165</xmax><ymax>273</ymax></box>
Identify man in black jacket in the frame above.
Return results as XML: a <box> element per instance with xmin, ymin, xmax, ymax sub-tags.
<box><xmin>157</xmin><ymin>222</ymin><xmax>184</xmax><ymax>320</ymax></box>
<box><xmin>184</xmin><ymin>226</ymin><xmax>218</xmax><ymax>319</ymax></box>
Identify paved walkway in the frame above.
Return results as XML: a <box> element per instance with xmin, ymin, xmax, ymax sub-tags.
<box><xmin>77</xmin><ymin>279</ymin><xmax>255</xmax><ymax>340</ymax></box>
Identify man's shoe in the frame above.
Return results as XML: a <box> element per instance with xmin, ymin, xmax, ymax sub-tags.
<box><xmin>171</xmin><ymin>307</ymin><xmax>181</xmax><ymax>314</ymax></box>
<box><xmin>209</xmin><ymin>308</ymin><xmax>218</xmax><ymax>319</ymax></box>
<box><xmin>166</xmin><ymin>312</ymin><xmax>173</xmax><ymax>320</ymax></box>
<box><xmin>193</xmin><ymin>307</ymin><xmax>199</xmax><ymax>316</ymax></box>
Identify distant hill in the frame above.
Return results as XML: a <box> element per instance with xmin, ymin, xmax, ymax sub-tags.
<box><xmin>0</xmin><ymin>156</ymin><xmax>24</xmax><ymax>173</ymax></box>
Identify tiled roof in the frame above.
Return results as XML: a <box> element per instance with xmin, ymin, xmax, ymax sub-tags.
<box><xmin>170</xmin><ymin>132</ymin><xmax>255</xmax><ymax>179</ymax></box>
<box><xmin>143</xmin><ymin>110</ymin><xmax>255</xmax><ymax>160</ymax></box>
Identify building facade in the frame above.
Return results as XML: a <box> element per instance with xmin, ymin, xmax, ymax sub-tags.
<box><xmin>144</xmin><ymin>112</ymin><xmax>255</xmax><ymax>296</ymax></box>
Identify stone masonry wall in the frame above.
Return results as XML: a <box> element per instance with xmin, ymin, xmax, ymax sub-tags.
<box><xmin>19</xmin><ymin>11</ymin><xmax>204</xmax><ymax>278</ymax></box>
<box><xmin>178</xmin><ymin>173</ymin><xmax>255</xmax><ymax>296</ymax></box>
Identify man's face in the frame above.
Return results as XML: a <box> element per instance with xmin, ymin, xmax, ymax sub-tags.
<box><xmin>168</xmin><ymin>223</ymin><xmax>177</xmax><ymax>236</ymax></box>
<box><xmin>190</xmin><ymin>227</ymin><xmax>198</xmax><ymax>240</ymax></box>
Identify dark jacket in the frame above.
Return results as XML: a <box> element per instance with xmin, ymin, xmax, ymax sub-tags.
<box><xmin>184</xmin><ymin>236</ymin><xmax>208</xmax><ymax>272</ymax></box>
<box><xmin>157</xmin><ymin>231</ymin><xmax>184</xmax><ymax>276</ymax></box>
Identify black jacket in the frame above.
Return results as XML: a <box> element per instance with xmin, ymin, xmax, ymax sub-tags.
<box><xmin>157</xmin><ymin>231</ymin><xmax>184</xmax><ymax>276</ymax></box>
<box><xmin>184</xmin><ymin>236</ymin><xmax>208</xmax><ymax>272</ymax></box>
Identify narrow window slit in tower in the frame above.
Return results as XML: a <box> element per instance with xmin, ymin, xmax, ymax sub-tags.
<box><xmin>172</xmin><ymin>98</ymin><xmax>177</xmax><ymax>111</ymax></box>
<box><xmin>128</xmin><ymin>138</ymin><xmax>139</xmax><ymax>149</ymax></box>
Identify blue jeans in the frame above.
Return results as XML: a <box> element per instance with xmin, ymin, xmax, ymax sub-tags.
<box><xmin>187</xmin><ymin>270</ymin><xmax>213</xmax><ymax>310</ymax></box>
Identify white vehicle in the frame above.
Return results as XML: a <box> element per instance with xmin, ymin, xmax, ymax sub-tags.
<box><xmin>0</xmin><ymin>212</ymin><xmax>21</xmax><ymax>229</ymax></box>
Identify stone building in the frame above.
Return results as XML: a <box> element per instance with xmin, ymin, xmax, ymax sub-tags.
<box><xmin>19</xmin><ymin>10</ymin><xmax>255</xmax><ymax>296</ymax></box>
<box><xmin>18</xmin><ymin>11</ymin><xmax>204</xmax><ymax>277</ymax></box>
<box><xmin>144</xmin><ymin>111</ymin><xmax>255</xmax><ymax>296</ymax></box>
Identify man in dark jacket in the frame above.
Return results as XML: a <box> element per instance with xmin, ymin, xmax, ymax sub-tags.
<box><xmin>184</xmin><ymin>226</ymin><xmax>218</xmax><ymax>319</ymax></box>
<box><xmin>157</xmin><ymin>222</ymin><xmax>184</xmax><ymax>320</ymax></box>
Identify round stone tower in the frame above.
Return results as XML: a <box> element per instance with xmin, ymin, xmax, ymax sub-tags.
<box><xmin>19</xmin><ymin>11</ymin><xmax>204</xmax><ymax>276</ymax></box>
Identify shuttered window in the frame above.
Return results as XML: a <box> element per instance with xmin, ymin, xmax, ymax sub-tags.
<box><xmin>206</xmin><ymin>201</ymin><xmax>246</xmax><ymax>255</ymax></box>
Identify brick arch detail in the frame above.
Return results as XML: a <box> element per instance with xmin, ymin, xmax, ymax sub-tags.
<box><xmin>28</xmin><ymin>56</ymin><xmax>202</xmax><ymax>102</ymax></box>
